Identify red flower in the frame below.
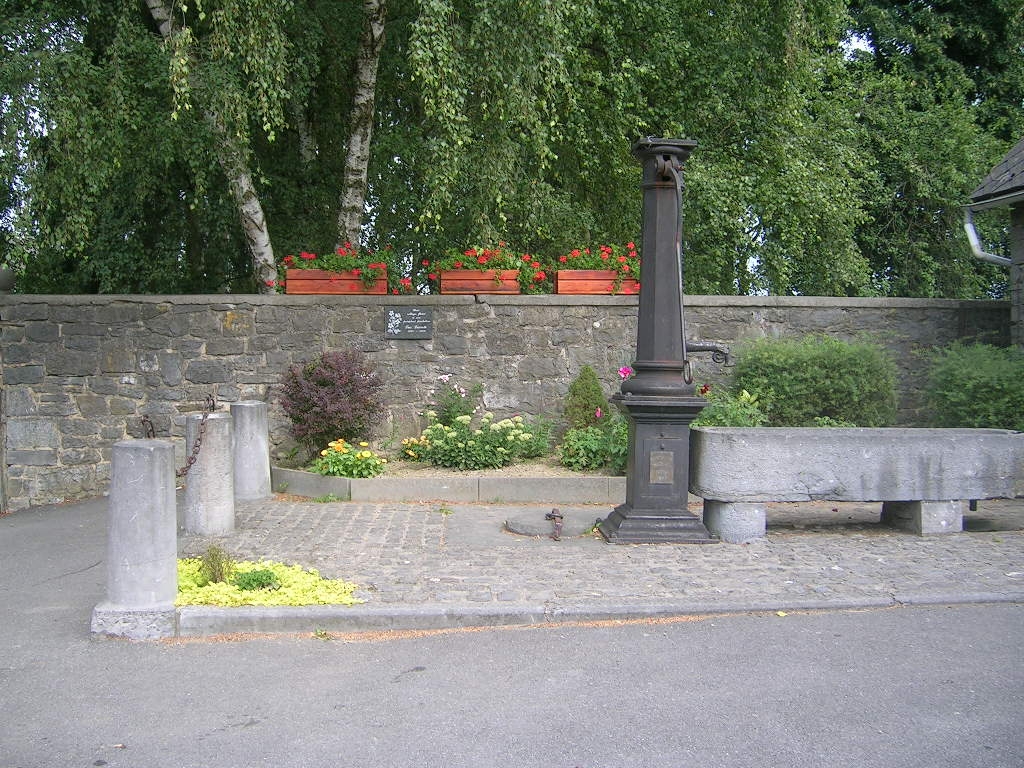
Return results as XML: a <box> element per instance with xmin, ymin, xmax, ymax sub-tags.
<box><xmin>559</xmin><ymin>255</ymin><xmax>568</xmax><ymax>263</ymax></box>
<box><xmin>264</xmin><ymin>279</ymin><xmax>277</xmax><ymax>287</ymax></box>
<box><xmin>531</xmin><ymin>261</ymin><xmax>540</xmax><ymax>269</ymax></box>
<box><xmin>600</xmin><ymin>253</ymin><xmax>609</xmax><ymax>260</ymax></box>
<box><xmin>391</xmin><ymin>289</ymin><xmax>399</xmax><ymax>294</ymax></box>
<box><xmin>464</xmin><ymin>249</ymin><xmax>476</xmax><ymax>257</ymax></box>
<box><xmin>533</xmin><ymin>270</ymin><xmax>546</xmax><ymax>281</ymax></box>
<box><xmin>428</xmin><ymin>272</ymin><xmax>438</xmax><ymax>281</ymax></box>
<box><xmin>453</xmin><ymin>260</ymin><xmax>463</xmax><ymax>268</ymax></box>
<box><xmin>570</xmin><ymin>249</ymin><xmax>581</xmax><ymax>257</ymax></box>
<box><xmin>622</xmin><ymin>264</ymin><xmax>630</xmax><ymax>272</ymax></box>
<box><xmin>626</xmin><ymin>241</ymin><xmax>635</xmax><ymax>249</ymax></box>
<box><xmin>400</xmin><ymin>277</ymin><xmax>413</xmax><ymax>288</ymax></box>
<box><xmin>300</xmin><ymin>251</ymin><xmax>317</xmax><ymax>260</ymax></box>
<box><xmin>477</xmin><ymin>255</ymin><xmax>488</xmax><ymax>265</ymax></box>
<box><xmin>422</xmin><ymin>259</ymin><xmax>431</xmax><ymax>266</ymax></box>
<box><xmin>618</xmin><ymin>255</ymin><xmax>627</xmax><ymax>262</ymax></box>
<box><xmin>283</xmin><ymin>255</ymin><xmax>295</xmax><ymax>266</ymax></box>
<box><xmin>522</xmin><ymin>254</ymin><xmax>532</xmax><ymax>262</ymax></box>
<box><xmin>699</xmin><ymin>384</ymin><xmax>711</xmax><ymax>396</ymax></box>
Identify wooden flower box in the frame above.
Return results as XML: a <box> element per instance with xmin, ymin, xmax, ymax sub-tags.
<box><xmin>439</xmin><ymin>269</ymin><xmax>520</xmax><ymax>294</ymax></box>
<box><xmin>285</xmin><ymin>269</ymin><xmax>387</xmax><ymax>295</ymax></box>
<box><xmin>554</xmin><ymin>270</ymin><xmax>639</xmax><ymax>295</ymax></box>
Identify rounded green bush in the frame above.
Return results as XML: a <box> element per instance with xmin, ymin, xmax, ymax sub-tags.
<box><xmin>924</xmin><ymin>343</ymin><xmax>1024</xmax><ymax>430</ymax></box>
<box><xmin>731</xmin><ymin>335</ymin><xmax>897</xmax><ymax>427</ymax></box>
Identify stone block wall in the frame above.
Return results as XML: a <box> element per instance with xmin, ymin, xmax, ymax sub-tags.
<box><xmin>0</xmin><ymin>293</ymin><xmax>1008</xmax><ymax>511</ymax></box>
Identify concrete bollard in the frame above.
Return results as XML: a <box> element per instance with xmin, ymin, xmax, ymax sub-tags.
<box><xmin>231</xmin><ymin>400</ymin><xmax>271</xmax><ymax>501</ymax></box>
<box><xmin>91</xmin><ymin>439</ymin><xmax>178</xmax><ymax>639</ymax></box>
<box><xmin>183</xmin><ymin>411</ymin><xmax>235</xmax><ymax>535</ymax></box>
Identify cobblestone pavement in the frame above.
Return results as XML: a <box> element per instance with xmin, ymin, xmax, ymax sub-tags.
<box><xmin>181</xmin><ymin>498</ymin><xmax>1024</xmax><ymax>613</ymax></box>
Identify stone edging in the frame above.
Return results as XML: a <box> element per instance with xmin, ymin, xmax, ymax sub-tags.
<box><xmin>270</xmin><ymin>466</ymin><xmax>626</xmax><ymax>504</ymax></box>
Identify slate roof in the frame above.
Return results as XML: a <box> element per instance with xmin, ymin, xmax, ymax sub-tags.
<box><xmin>970</xmin><ymin>135</ymin><xmax>1024</xmax><ymax>208</ymax></box>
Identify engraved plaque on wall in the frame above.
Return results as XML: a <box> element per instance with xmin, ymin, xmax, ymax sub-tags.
<box><xmin>649</xmin><ymin>450</ymin><xmax>675</xmax><ymax>485</ymax></box>
<box><xmin>385</xmin><ymin>307</ymin><xmax>433</xmax><ymax>339</ymax></box>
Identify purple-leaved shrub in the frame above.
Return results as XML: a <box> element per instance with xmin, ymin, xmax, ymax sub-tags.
<box><xmin>278</xmin><ymin>349</ymin><xmax>385</xmax><ymax>454</ymax></box>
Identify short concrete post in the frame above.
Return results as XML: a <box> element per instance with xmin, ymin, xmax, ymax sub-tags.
<box><xmin>91</xmin><ymin>440</ymin><xmax>178</xmax><ymax>639</ymax></box>
<box><xmin>183</xmin><ymin>412</ymin><xmax>235</xmax><ymax>535</ymax></box>
<box><xmin>231</xmin><ymin>400</ymin><xmax>271</xmax><ymax>501</ymax></box>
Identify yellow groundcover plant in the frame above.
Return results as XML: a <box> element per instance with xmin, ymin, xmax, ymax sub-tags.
<box><xmin>177</xmin><ymin>559</ymin><xmax>362</xmax><ymax>607</ymax></box>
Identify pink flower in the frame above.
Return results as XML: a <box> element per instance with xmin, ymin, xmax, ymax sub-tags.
<box><xmin>618</xmin><ymin>365</ymin><xmax>634</xmax><ymax>379</ymax></box>
<box><xmin>595</xmin><ymin>407</ymin><xmax>602</xmax><ymax>419</ymax></box>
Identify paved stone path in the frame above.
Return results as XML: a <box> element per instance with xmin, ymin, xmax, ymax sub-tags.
<box><xmin>181</xmin><ymin>498</ymin><xmax>1024</xmax><ymax>614</ymax></box>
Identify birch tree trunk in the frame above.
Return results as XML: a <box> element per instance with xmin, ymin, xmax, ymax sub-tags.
<box><xmin>145</xmin><ymin>0</ymin><xmax>277</xmax><ymax>293</ymax></box>
<box><xmin>291</xmin><ymin>101</ymin><xmax>318</xmax><ymax>166</ymax></box>
<box><xmin>336</xmin><ymin>0</ymin><xmax>387</xmax><ymax>247</ymax></box>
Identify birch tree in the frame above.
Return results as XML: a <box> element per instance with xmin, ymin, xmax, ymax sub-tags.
<box><xmin>144</xmin><ymin>0</ymin><xmax>281</xmax><ymax>292</ymax></box>
<box><xmin>336</xmin><ymin>0</ymin><xmax>387</xmax><ymax>247</ymax></box>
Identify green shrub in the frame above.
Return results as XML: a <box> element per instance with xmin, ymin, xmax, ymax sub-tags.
<box><xmin>402</xmin><ymin>412</ymin><xmax>549</xmax><ymax>470</ymax></box>
<box><xmin>731</xmin><ymin>335</ymin><xmax>897</xmax><ymax>427</ymax></box>
<box><xmin>278</xmin><ymin>349</ymin><xmax>385</xmax><ymax>454</ymax></box>
<box><xmin>425</xmin><ymin>375</ymin><xmax>483</xmax><ymax>426</ymax></box>
<box><xmin>692</xmin><ymin>387</ymin><xmax>768</xmax><ymax>427</ymax></box>
<box><xmin>558</xmin><ymin>425</ymin><xmax>612</xmax><ymax>471</ymax></box>
<box><xmin>309</xmin><ymin>438</ymin><xmax>388</xmax><ymax>478</ymax></box>
<box><xmin>233</xmin><ymin>568</ymin><xmax>281</xmax><ymax>592</ymax></box>
<box><xmin>924</xmin><ymin>343</ymin><xmax>1024</xmax><ymax>430</ymax></box>
<box><xmin>606</xmin><ymin>417</ymin><xmax>629</xmax><ymax>474</ymax></box>
<box><xmin>557</xmin><ymin>415</ymin><xmax>628</xmax><ymax>474</ymax></box>
<box><xmin>515</xmin><ymin>415</ymin><xmax>554</xmax><ymax>459</ymax></box>
<box><xmin>197</xmin><ymin>545</ymin><xmax>235</xmax><ymax>586</ymax></box>
<box><xmin>563</xmin><ymin>365</ymin><xmax>611</xmax><ymax>430</ymax></box>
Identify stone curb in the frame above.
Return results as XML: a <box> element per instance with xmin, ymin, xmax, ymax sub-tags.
<box><xmin>270</xmin><ymin>466</ymin><xmax>629</xmax><ymax>504</ymax></box>
<box><xmin>174</xmin><ymin>592</ymin><xmax>1024</xmax><ymax>638</ymax></box>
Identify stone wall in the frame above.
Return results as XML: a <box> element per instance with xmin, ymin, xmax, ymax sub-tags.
<box><xmin>0</xmin><ymin>293</ymin><xmax>1008</xmax><ymax>511</ymax></box>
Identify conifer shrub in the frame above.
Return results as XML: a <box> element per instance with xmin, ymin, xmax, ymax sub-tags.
<box><xmin>731</xmin><ymin>335</ymin><xmax>897</xmax><ymax>427</ymax></box>
<box><xmin>278</xmin><ymin>349</ymin><xmax>385</xmax><ymax>454</ymax></box>
<box><xmin>924</xmin><ymin>342</ymin><xmax>1024</xmax><ymax>430</ymax></box>
<box><xmin>563</xmin><ymin>365</ymin><xmax>611</xmax><ymax>430</ymax></box>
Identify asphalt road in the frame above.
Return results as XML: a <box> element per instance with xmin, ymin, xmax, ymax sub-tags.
<box><xmin>3</xmin><ymin>602</ymin><xmax>1022</xmax><ymax>768</ymax></box>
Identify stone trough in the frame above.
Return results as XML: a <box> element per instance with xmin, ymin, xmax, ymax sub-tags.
<box><xmin>689</xmin><ymin>427</ymin><xmax>1024</xmax><ymax>542</ymax></box>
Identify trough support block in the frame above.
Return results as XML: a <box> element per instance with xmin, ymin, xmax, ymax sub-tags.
<box><xmin>702</xmin><ymin>501</ymin><xmax>767</xmax><ymax>543</ymax></box>
<box><xmin>881</xmin><ymin>500</ymin><xmax>964</xmax><ymax>535</ymax></box>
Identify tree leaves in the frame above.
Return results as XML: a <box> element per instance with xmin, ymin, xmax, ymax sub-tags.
<box><xmin>2</xmin><ymin>0</ymin><xmax>1018</xmax><ymax>297</ymax></box>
